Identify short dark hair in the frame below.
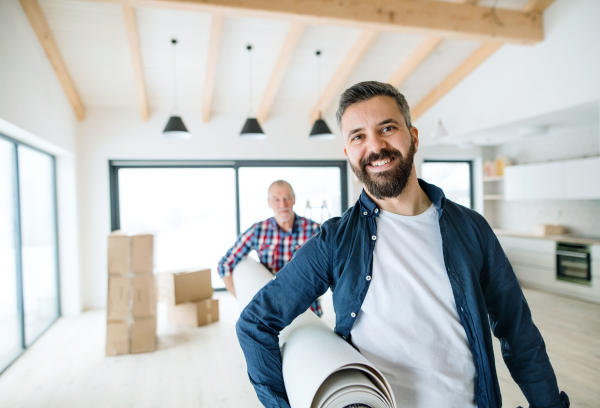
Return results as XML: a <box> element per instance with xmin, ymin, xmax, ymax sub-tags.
<box><xmin>336</xmin><ymin>81</ymin><xmax>412</xmax><ymax>132</ymax></box>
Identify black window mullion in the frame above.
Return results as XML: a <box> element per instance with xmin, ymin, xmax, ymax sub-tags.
<box><xmin>234</xmin><ymin>165</ymin><xmax>241</xmax><ymax>236</ymax></box>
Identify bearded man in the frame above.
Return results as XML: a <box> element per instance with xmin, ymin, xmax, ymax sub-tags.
<box><xmin>236</xmin><ymin>82</ymin><xmax>569</xmax><ymax>408</ymax></box>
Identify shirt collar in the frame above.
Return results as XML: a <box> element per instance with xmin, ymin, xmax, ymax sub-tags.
<box><xmin>358</xmin><ymin>178</ymin><xmax>446</xmax><ymax>217</ymax></box>
<box><xmin>269</xmin><ymin>212</ymin><xmax>300</xmax><ymax>235</ymax></box>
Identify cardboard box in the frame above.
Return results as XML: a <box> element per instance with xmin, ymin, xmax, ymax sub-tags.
<box><xmin>107</xmin><ymin>232</ymin><xmax>131</xmax><ymax>274</ymax></box>
<box><xmin>130</xmin><ymin>317</ymin><xmax>157</xmax><ymax>354</ymax></box>
<box><xmin>534</xmin><ymin>224</ymin><xmax>568</xmax><ymax>236</ymax></box>
<box><xmin>132</xmin><ymin>234</ymin><xmax>154</xmax><ymax>273</ymax></box>
<box><xmin>132</xmin><ymin>274</ymin><xmax>156</xmax><ymax>318</ymax></box>
<box><xmin>167</xmin><ymin>298</ymin><xmax>219</xmax><ymax>327</ymax></box>
<box><xmin>157</xmin><ymin>268</ymin><xmax>213</xmax><ymax>305</ymax></box>
<box><xmin>107</xmin><ymin>275</ymin><xmax>131</xmax><ymax>320</ymax></box>
<box><xmin>106</xmin><ymin>320</ymin><xmax>129</xmax><ymax>356</ymax></box>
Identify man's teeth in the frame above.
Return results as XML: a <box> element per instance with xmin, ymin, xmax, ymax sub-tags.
<box><xmin>370</xmin><ymin>158</ymin><xmax>391</xmax><ymax>167</ymax></box>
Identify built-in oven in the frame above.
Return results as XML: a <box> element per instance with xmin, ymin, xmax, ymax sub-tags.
<box><xmin>556</xmin><ymin>242</ymin><xmax>591</xmax><ymax>285</ymax></box>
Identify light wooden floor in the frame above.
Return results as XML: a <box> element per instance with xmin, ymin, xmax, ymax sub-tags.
<box><xmin>0</xmin><ymin>288</ymin><xmax>598</xmax><ymax>407</ymax></box>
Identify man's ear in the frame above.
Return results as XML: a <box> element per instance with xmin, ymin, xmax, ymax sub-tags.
<box><xmin>411</xmin><ymin>127</ymin><xmax>419</xmax><ymax>151</ymax></box>
<box><xmin>343</xmin><ymin>147</ymin><xmax>348</xmax><ymax>157</ymax></box>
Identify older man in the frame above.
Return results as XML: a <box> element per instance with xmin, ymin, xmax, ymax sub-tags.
<box><xmin>236</xmin><ymin>82</ymin><xmax>568</xmax><ymax>408</ymax></box>
<box><xmin>217</xmin><ymin>180</ymin><xmax>322</xmax><ymax>316</ymax></box>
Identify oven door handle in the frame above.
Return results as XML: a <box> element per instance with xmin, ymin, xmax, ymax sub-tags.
<box><xmin>556</xmin><ymin>250</ymin><xmax>588</xmax><ymax>259</ymax></box>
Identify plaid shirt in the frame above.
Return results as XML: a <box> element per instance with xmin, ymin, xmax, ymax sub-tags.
<box><xmin>218</xmin><ymin>214</ymin><xmax>322</xmax><ymax>316</ymax></box>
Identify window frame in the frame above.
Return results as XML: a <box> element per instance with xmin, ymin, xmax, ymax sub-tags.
<box><xmin>108</xmin><ymin>160</ymin><xmax>348</xmax><ymax>236</ymax></box>
<box><xmin>0</xmin><ymin>133</ymin><xmax>60</xmax><ymax>375</ymax></box>
<box><xmin>422</xmin><ymin>159</ymin><xmax>474</xmax><ymax>209</ymax></box>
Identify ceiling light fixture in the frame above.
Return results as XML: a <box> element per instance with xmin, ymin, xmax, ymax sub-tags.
<box><xmin>309</xmin><ymin>50</ymin><xmax>335</xmax><ymax>140</ymax></box>
<box><xmin>240</xmin><ymin>45</ymin><xmax>266</xmax><ymax>139</ymax></box>
<box><xmin>163</xmin><ymin>39</ymin><xmax>191</xmax><ymax>139</ymax></box>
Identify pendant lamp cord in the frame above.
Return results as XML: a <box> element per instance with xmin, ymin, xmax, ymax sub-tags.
<box><xmin>172</xmin><ymin>39</ymin><xmax>178</xmax><ymax>114</ymax></box>
<box><xmin>247</xmin><ymin>45</ymin><xmax>253</xmax><ymax>116</ymax></box>
<box><xmin>316</xmin><ymin>50</ymin><xmax>322</xmax><ymax>120</ymax></box>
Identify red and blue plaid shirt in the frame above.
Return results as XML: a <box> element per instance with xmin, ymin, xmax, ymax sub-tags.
<box><xmin>218</xmin><ymin>214</ymin><xmax>322</xmax><ymax>316</ymax></box>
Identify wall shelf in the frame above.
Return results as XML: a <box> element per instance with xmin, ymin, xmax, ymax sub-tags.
<box><xmin>483</xmin><ymin>194</ymin><xmax>504</xmax><ymax>200</ymax></box>
<box><xmin>483</xmin><ymin>175</ymin><xmax>504</xmax><ymax>182</ymax></box>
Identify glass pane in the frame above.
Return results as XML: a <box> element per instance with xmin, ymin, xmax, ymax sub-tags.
<box><xmin>421</xmin><ymin>161</ymin><xmax>472</xmax><ymax>209</ymax></box>
<box><xmin>238</xmin><ymin>167</ymin><xmax>342</xmax><ymax>232</ymax></box>
<box><xmin>18</xmin><ymin>146</ymin><xmax>59</xmax><ymax>346</ymax></box>
<box><xmin>0</xmin><ymin>139</ymin><xmax>22</xmax><ymax>370</ymax></box>
<box><xmin>118</xmin><ymin>168</ymin><xmax>237</xmax><ymax>289</ymax></box>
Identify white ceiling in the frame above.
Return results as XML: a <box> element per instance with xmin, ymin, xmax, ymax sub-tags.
<box><xmin>38</xmin><ymin>0</ymin><xmax>535</xmax><ymax>123</ymax></box>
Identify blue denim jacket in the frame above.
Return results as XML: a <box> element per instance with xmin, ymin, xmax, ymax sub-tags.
<box><xmin>236</xmin><ymin>180</ymin><xmax>568</xmax><ymax>408</ymax></box>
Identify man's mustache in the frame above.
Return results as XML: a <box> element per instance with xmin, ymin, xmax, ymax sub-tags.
<box><xmin>359</xmin><ymin>148</ymin><xmax>401</xmax><ymax>168</ymax></box>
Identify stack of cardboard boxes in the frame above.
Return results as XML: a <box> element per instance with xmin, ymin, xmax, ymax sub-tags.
<box><xmin>106</xmin><ymin>232</ymin><xmax>157</xmax><ymax>356</ymax></box>
<box><xmin>157</xmin><ymin>268</ymin><xmax>219</xmax><ymax>327</ymax></box>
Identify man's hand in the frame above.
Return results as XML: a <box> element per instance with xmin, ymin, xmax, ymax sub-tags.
<box><xmin>223</xmin><ymin>275</ymin><xmax>236</xmax><ymax>298</ymax></box>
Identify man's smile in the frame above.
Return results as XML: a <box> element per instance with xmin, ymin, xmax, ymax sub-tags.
<box><xmin>366</xmin><ymin>156</ymin><xmax>396</xmax><ymax>172</ymax></box>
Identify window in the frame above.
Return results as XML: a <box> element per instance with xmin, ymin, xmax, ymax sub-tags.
<box><xmin>117</xmin><ymin>167</ymin><xmax>237</xmax><ymax>289</ymax></box>
<box><xmin>421</xmin><ymin>160</ymin><xmax>473</xmax><ymax>209</ymax></box>
<box><xmin>0</xmin><ymin>135</ymin><xmax>60</xmax><ymax>374</ymax></box>
<box><xmin>238</xmin><ymin>166</ymin><xmax>343</xmax><ymax>232</ymax></box>
<box><xmin>109</xmin><ymin>161</ymin><xmax>347</xmax><ymax>289</ymax></box>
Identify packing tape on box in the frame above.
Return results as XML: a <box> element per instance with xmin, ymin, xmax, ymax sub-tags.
<box><xmin>233</xmin><ymin>258</ymin><xmax>396</xmax><ymax>408</ymax></box>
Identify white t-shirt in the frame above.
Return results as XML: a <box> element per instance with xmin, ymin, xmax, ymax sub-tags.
<box><xmin>350</xmin><ymin>204</ymin><xmax>477</xmax><ymax>408</ymax></box>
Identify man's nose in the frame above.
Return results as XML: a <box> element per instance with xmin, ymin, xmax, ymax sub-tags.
<box><xmin>365</xmin><ymin>133</ymin><xmax>387</xmax><ymax>152</ymax></box>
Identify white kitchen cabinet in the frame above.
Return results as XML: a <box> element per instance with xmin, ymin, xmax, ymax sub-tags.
<box><xmin>504</xmin><ymin>157</ymin><xmax>600</xmax><ymax>201</ymax></box>
<box><xmin>563</xmin><ymin>157</ymin><xmax>600</xmax><ymax>199</ymax></box>
<box><xmin>497</xmin><ymin>235</ymin><xmax>555</xmax><ymax>254</ymax></box>
<box><xmin>504</xmin><ymin>161</ymin><xmax>563</xmax><ymax>200</ymax></box>
<box><xmin>511</xmin><ymin>264</ymin><xmax>555</xmax><ymax>287</ymax></box>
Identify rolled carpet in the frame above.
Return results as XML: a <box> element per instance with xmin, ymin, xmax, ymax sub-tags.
<box><xmin>233</xmin><ymin>258</ymin><xmax>396</xmax><ymax>408</ymax></box>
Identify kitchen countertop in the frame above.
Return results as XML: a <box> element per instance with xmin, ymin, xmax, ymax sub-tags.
<box><xmin>493</xmin><ymin>229</ymin><xmax>600</xmax><ymax>245</ymax></box>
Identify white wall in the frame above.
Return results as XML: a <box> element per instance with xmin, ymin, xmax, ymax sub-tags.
<box><xmin>0</xmin><ymin>0</ymin><xmax>81</xmax><ymax>315</ymax></box>
<box><xmin>415</xmin><ymin>0</ymin><xmax>600</xmax><ymax>143</ymax></box>
<box><xmin>77</xmin><ymin>108</ymin><xmax>350</xmax><ymax>309</ymax></box>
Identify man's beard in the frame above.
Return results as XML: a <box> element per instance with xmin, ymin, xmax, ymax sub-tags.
<box><xmin>349</xmin><ymin>142</ymin><xmax>416</xmax><ymax>200</ymax></box>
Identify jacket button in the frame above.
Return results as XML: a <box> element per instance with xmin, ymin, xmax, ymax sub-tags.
<box><xmin>371</xmin><ymin>235</ymin><xmax>376</xmax><ymax>240</ymax></box>
<box><xmin>366</xmin><ymin>276</ymin><xmax>371</xmax><ymax>281</ymax></box>
<box><xmin>363</xmin><ymin>211</ymin><xmax>368</xmax><ymax>215</ymax></box>
<box><xmin>374</xmin><ymin>208</ymin><xmax>379</xmax><ymax>213</ymax></box>
<box><xmin>351</xmin><ymin>312</ymin><xmax>356</xmax><ymax>317</ymax></box>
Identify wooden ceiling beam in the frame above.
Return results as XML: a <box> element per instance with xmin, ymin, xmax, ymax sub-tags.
<box><xmin>202</xmin><ymin>14</ymin><xmax>224</xmax><ymax>123</ymax></box>
<box><xmin>309</xmin><ymin>30</ymin><xmax>378</xmax><ymax>124</ymax></box>
<box><xmin>76</xmin><ymin>0</ymin><xmax>544</xmax><ymax>45</ymax></box>
<box><xmin>19</xmin><ymin>0</ymin><xmax>86</xmax><ymax>120</ymax></box>
<box><xmin>411</xmin><ymin>0</ymin><xmax>555</xmax><ymax>121</ymax></box>
<box><xmin>123</xmin><ymin>6</ymin><xmax>149</xmax><ymax>121</ymax></box>
<box><xmin>410</xmin><ymin>42</ymin><xmax>502</xmax><ymax>120</ymax></box>
<box><xmin>387</xmin><ymin>36</ymin><xmax>443</xmax><ymax>89</ymax></box>
<box><xmin>257</xmin><ymin>22</ymin><xmax>305</xmax><ymax>124</ymax></box>
<box><xmin>387</xmin><ymin>0</ymin><xmax>479</xmax><ymax>89</ymax></box>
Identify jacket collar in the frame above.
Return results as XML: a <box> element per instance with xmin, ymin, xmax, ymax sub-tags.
<box><xmin>358</xmin><ymin>178</ymin><xmax>446</xmax><ymax>217</ymax></box>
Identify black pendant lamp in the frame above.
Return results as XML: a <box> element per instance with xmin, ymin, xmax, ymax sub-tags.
<box><xmin>309</xmin><ymin>50</ymin><xmax>335</xmax><ymax>140</ymax></box>
<box><xmin>163</xmin><ymin>39</ymin><xmax>191</xmax><ymax>140</ymax></box>
<box><xmin>240</xmin><ymin>45</ymin><xmax>266</xmax><ymax>139</ymax></box>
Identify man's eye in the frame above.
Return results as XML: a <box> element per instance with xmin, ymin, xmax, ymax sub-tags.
<box><xmin>382</xmin><ymin>126</ymin><xmax>396</xmax><ymax>132</ymax></box>
<box><xmin>352</xmin><ymin>134</ymin><xmax>363</xmax><ymax>141</ymax></box>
